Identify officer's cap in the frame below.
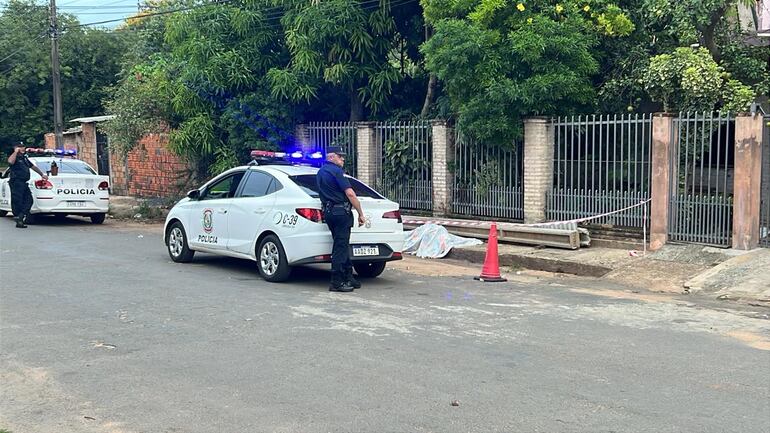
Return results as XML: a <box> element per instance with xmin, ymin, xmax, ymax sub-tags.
<box><xmin>326</xmin><ymin>146</ymin><xmax>347</xmax><ymax>156</ymax></box>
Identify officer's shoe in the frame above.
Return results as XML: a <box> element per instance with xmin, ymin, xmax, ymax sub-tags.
<box><xmin>329</xmin><ymin>282</ymin><xmax>355</xmax><ymax>293</ymax></box>
<box><xmin>346</xmin><ymin>276</ymin><xmax>362</xmax><ymax>289</ymax></box>
<box><xmin>14</xmin><ymin>217</ymin><xmax>27</xmax><ymax>228</ymax></box>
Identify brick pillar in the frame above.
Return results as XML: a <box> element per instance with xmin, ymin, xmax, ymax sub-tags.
<box><xmin>523</xmin><ymin>117</ymin><xmax>554</xmax><ymax>224</ymax></box>
<box><xmin>356</xmin><ymin>121</ymin><xmax>378</xmax><ymax>187</ymax></box>
<box><xmin>294</xmin><ymin>124</ymin><xmax>311</xmax><ymax>152</ymax></box>
<box><xmin>649</xmin><ymin>113</ymin><xmax>675</xmax><ymax>251</ymax></box>
<box><xmin>732</xmin><ymin>114</ymin><xmax>764</xmax><ymax>250</ymax></box>
<box><xmin>431</xmin><ymin>120</ymin><xmax>454</xmax><ymax>216</ymax></box>
<box><xmin>44</xmin><ymin>133</ymin><xmax>55</xmax><ymax>149</ymax></box>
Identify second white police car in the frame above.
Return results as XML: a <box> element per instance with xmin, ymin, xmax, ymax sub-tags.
<box><xmin>0</xmin><ymin>148</ymin><xmax>110</xmax><ymax>224</ymax></box>
<box><xmin>164</xmin><ymin>150</ymin><xmax>404</xmax><ymax>282</ymax></box>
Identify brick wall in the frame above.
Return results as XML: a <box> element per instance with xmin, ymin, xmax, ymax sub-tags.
<box><xmin>79</xmin><ymin>123</ymin><xmax>98</xmax><ymax>170</ymax></box>
<box><xmin>43</xmin><ymin>132</ymin><xmax>78</xmax><ymax>152</ymax></box>
<box><xmin>121</xmin><ymin>133</ymin><xmax>195</xmax><ymax>198</ymax></box>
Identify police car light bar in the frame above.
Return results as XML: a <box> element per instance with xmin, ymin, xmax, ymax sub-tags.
<box><xmin>250</xmin><ymin>149</ymin><xmax>326</xmax><ymax>164</ymax></box>
<box><xmin>25</xmin><ymin>148</ymin><xmax>77</xmax><ymax>156</ymax></box>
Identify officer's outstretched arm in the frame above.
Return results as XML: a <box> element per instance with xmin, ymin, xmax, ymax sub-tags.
<box><xmin>345</xmin><ymin>188</ymin><xmax>366</xmax><ymax>227</ymax></box>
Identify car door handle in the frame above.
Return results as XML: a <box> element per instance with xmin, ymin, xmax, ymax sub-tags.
<box><xmin>253</xmin><ymin>208</ymin><xmax>267</xmax><ymax>214</ymax></box>
<box><xmin>218</xmin><ymin>208</ymin><xmax>228</xmax><ymax>214</ymax></box>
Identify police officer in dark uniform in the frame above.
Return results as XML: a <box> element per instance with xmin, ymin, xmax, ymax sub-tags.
<box><xmin>316</xmin><ymin>146</ymin><xmax>366</xmax><ymax>292</ymax></box>
<box><xmin>7</xmin><ymin>143</ymin><xmax>48</xmax><ymax>228</ymax></box>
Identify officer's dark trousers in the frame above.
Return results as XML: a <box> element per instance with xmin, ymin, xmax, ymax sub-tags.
<box><xmin>326</xmin><ymin>207</ymin><xmax>353</xmax><ymax>286</ymax></box>
<box><xmin>9</xmin><ymin>179</ymin><xmax>32</xmax><ymax>221</ymax></box>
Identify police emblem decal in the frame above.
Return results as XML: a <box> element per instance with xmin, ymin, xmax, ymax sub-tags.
<box><xmin>203</xmin><ymin>208</ymin><xmax>214</xmax><ymax>233</ymax></box>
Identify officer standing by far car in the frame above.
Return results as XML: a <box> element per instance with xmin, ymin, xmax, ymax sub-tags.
<box><xmin>317</xmin><ymin>146</ymin><xmax>366</xmax><ymax>292</ymax></box>
<box><xmin>7</xmin><ymin>143</ymin><xmax>48</xmax><ymax>228</ymax></box>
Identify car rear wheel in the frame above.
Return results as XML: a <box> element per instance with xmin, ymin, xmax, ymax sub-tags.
<box><xmin>90</xmin><ymin>213</ymin><xmax>106</xmax><ymax>224</ymax></box>
<box><xmin>257</xmin><ymin>235</ymin><xmax>292</xmax><ymax>282</ymax></box>
<box><xmin>354</xmin><ymin>261</ymin><xmax>387</xmax><ymax>278</ymax></box>
<box><xmin>167</xmin><ymin>222</ymin><xmax>195</xmax><ymax>263</ymax></box>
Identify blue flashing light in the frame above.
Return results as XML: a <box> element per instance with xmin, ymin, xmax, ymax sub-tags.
<box><xmin>290</xmin><ymin>151</ymin><xmax>304</xmax><ymax>159</ymax></box>
<box><xmin>309</xmin><ymin>151</ymin><xmax>323</xmax><ymax>159</ymax></box>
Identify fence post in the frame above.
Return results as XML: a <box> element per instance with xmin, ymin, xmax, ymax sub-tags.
<box><xmin>650</xmin><ymin>113</ymin><xmax>675</xmax><ymax>251</ymax></box>
<box><xmin>356</xmin><ymin>121</ymin><xmax>378</xmax><ymax>187</ymax></box>
<box><xmin>732</xmin><ymin>113</ymin><xmax>764</xmax><ymax>250</ymax></box>
<box><xmin>431</xmin><ymin>120</ymin><xmax>454</xmax><ymax>216</ymax></box>
<box><xmin>294</xmin><ymin>124</ymin><xmax>311</xmax><ymax>152</ymax></box>
<box><xmin>523</xmin><ymin>117</ymin><xmax>554</xmax><ymax>223</ymax></box>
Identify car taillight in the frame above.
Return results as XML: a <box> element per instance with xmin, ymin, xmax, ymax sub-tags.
<box><xmin>98</xmin><ymin>181</ymin><xmax>109</xmax><ymax>191</ymax></box>
<box><xmin>34</xmin><ymin>179</ymin><xmax>53</xmax><ymax>189</ymax></box>
<box><xmin>296</xmin><ymin>208</ymin><xmax>324</xmax><ymax>223</ymax></box>
<box><xmin>383</xmin><ymin>210</ymin><xmax>402</xmax><ymax>223</ymax></box>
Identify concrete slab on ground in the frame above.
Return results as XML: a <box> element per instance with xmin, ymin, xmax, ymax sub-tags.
<box><xmin>684</xmin><ymin>248</ymin><xmax>770</xmax><ymax>304</ymax></box>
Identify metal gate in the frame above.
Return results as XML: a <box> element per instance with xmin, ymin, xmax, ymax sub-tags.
<box><xmin>307</xmin><ymin>122</ymin><xmax>358</xmax><ymax>175</ymax></box>
<box><xmin>548</xmin><ymin>114</ymin><xmax>652</xmax><ymax>228</ymax></box>
<box><xmin>375</xmin><ymin>121</ymin><xmax>433</xmax><ymax>212</ymax></box>
<box><xmin>452</xmin><ymin>132</ymin><xmax>523</xmax><ymax>221</ymax></box>
<box><xmin>669</xmin><ymin>112</ymin><xmax>734</xmax><ymax>247</ymax></box>
<box><xmin>761</xmin><ymin>115</ymin><xmax>770</xmax><ymax>248</ymax></box>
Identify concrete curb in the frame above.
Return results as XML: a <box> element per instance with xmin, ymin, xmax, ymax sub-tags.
<box><xmin>447</xmin><ymin>248</ymin><xmax>613</xmax><ymax>278</ymax></box>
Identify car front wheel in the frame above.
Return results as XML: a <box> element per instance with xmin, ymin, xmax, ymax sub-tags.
<box><xmin>354</xmin><ymin>261</ymin><xmax>387</xmax><ymax>278</ymax></box>
<box><xmin>257</xmin><ymin>235</ymin><xmax>292</xmax><ymax>282</ymax></box>
<box><xmin>167</xmin><ymin>222</ymin><xmax>195</xmax><ymax>263</ymax></box>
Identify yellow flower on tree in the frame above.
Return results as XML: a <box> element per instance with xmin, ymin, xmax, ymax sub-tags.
<box><xmin>517</xmin><ymin>3</ymin><xmax>525</xmax><ymax>11</ymax></box>
<box><xmin>527</xmin><ymin>17</ymin><xmax>533</xmax><ymax>24</ymax></box>
<box><xmin>583</xmin><ymin>5</ymin><xmax>590</xmax><ymax>12</ymax></box>
<box><xmin>555</xmin><ymin>4</ymin><xmax>563</xmax><ymax>13</ymax></box>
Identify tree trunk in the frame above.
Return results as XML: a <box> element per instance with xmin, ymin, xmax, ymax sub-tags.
<box><xmin>699</xmin><ymin>3</ymin><xmax>730</xmax><ymax>64</ymax></box>
<box><xmin>420</xmin><ymin>73</ymin><xmax>437</xmax><ymax>118</ymax></box>
<box><xmin>349</xmin><ymin>87</ymin><xmax>364</xmax><ymax>122</ymax></box>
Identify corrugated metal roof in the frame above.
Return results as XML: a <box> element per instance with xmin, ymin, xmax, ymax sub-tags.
<box><xmin>68</xmin><ymin>115</ymin><xmax>116</xmax><ymax>123</ymax></box>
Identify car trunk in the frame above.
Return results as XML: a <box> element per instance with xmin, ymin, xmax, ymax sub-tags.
<box><xmin>351</xmin><ymin>198</ymin><xmax>401</xmax><ymax>234</ymax></box>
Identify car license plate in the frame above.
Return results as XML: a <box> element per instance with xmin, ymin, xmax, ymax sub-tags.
<box><xmin>67</xmin><ymin>201</ymin><xmax>86</xmax><ymax>208</ymax></box>
<box><xmin>352</xmin><ymin>246</ymin><xmax>379</xmax><ymax>257</ymax></box>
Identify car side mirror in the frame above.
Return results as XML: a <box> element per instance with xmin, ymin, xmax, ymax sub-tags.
<box><xmin>187</xmin><ymin>189</ymin><xmax>200</xmax><ymax>200</ymax></box>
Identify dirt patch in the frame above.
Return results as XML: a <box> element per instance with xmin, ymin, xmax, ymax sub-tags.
<box><xmin>570</xmin><ymin>288</ymin><xmax>681</xmax><ymax>303</ymax></box>
<box><xmin>389</xmin><ymin>256</ymin><xmax>479</xmax><ymax>277</ymax></box>
<box><xmin>603</xmin><ymin>258</ymin><xmax>707</xmax><ymax>294</ymax></box>
<box><xmin>725</xmin><ymin>331</ymin><xmax>770</xmax><ymax>351</ymax></box>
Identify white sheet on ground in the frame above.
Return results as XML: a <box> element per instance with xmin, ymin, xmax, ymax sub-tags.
<box><xmin>403</xmin><ymin>223</ymin><xmax>483</xmax><ymax>258</ymax></box>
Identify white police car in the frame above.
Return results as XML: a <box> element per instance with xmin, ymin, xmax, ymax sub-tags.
<box><xmin>163</xmin><ymin>151</ymin><xmax>404</xmax><ymax>282</ymax></box>
<box><xmin>0</xmin><ymin>149</ymin><xmax>110</xmax><ymax>224</ymax></box>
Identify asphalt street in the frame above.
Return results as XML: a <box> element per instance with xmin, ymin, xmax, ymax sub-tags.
<box><xmin>1</xmin><ymin>216</ymin><xmax>769</xmax><ymax>433</ymax></box>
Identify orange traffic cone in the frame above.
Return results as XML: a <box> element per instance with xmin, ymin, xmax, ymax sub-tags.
<box><xmin>474</xmin><ymin>222</ymin><xmax>507</xmax><ymax>282</ymax></box>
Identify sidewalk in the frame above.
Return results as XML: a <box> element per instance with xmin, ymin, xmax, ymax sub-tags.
<box><xmin>403</xmin><ymin>214</ymin><xmax>769</xmax><ymax>305</ymax></box>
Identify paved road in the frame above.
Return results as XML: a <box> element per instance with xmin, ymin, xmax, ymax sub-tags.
<box><xmin>1</xmin><ymin>217</ymin><xmax>769</xmax><ymax>433</ymax></box>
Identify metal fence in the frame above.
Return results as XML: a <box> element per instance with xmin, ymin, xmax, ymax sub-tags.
<box><xmin>306</xmin><ymin>122</ymin><xmax>358</xmax><ymax>176</ymax></box>
<box><xmin>761</xmin><ymin>115</ymin><xmax>770</xmax><ymax>248</ymax></box>
<box><xmin>669</xmin><ymin>112</ymin><xmax>734</xmax><ymax>247</ymax></box>
<box><xmin>451</xmin><ymin>132</ymin><xmax>523</xmax><ymax>221</ymax></box>
<box><xmin>375</xmin><ymin>121</ymin><xmax>433</xmax><ymax>211</ymax></box>
<box><xmin>547</xmin><ymin>114</ymin><xmax>653</xmax><ymax>228</ymax></box>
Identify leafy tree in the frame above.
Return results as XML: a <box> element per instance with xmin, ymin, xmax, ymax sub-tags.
<box><xmin>421</xmin><ymin>0</ymin><xmax>634</xmax><ymax>143</ymax></box>
<box><xmin>268</xmin><ymin>0</ymin><xmax>425</xmax><ymax>121</ymax></box>
<box><xmin>0</xmin><ymin>0</ymin><xmax>130</xmax><ymax>156</ymax></box>
<box><xmin>598</xmin><ymin>0</ymin><xmax>767</xmax><ymax>112</ymax></box>
<box><xmin>643</xmin><ymin>47</ymin><xmax>755</xmax><ymax>112</ymax></box>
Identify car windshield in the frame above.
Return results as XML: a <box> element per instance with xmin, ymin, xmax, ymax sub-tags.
<box><xmin>33</xmin><ymin>160</ymin><xmax>96</xmax><ymax>175</ymax></box>
<box><xmin>289</xmin><ymin>174</ymin><xmax>384</xmax><ymax>199</ymax></box>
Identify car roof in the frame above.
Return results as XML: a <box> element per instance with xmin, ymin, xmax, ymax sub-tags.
<box><xmin>258</xmin><ymin>165</ymin><xmax>320</xmax><ymax>176</ymax></box>
<box><xmin>27</xmin><ymin>157</ymin><xmax>86</xmax><ymax>163</ymax></box>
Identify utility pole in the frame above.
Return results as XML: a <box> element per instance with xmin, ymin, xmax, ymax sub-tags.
<box><xmin>50</xmin><ymin>0</ymin><xmax>64</xmax><ymax>150</ymax></box>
